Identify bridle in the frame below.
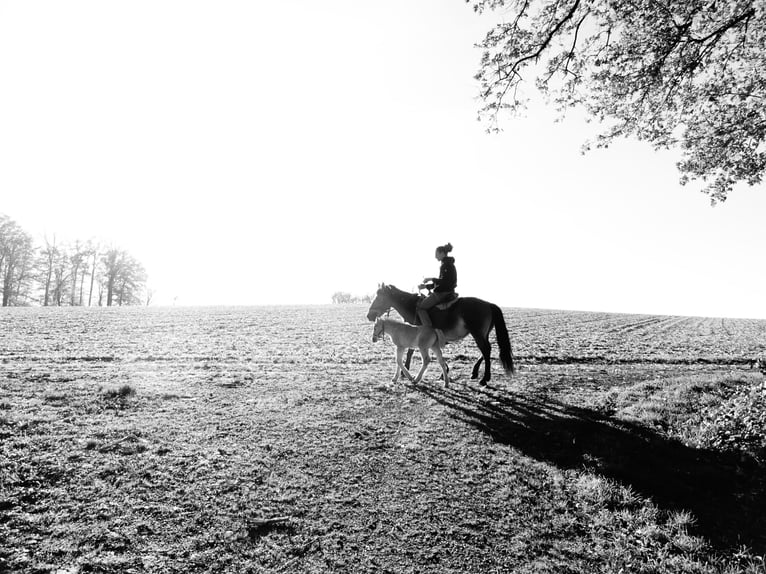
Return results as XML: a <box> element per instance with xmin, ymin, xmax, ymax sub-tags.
<box><xmin>372</xmin><ymin>319</ymin><xmax>386</xmax><ymax>342</ymax></box>
<box><xmin>370</xmin><ymin>288</ymin><xmax>394</xmax><ymax>320</ymax></box>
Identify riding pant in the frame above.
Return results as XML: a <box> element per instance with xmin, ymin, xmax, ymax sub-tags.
<box><xmin>417</xmin><ymin>291</ymin><xmax>453</xmax><ymax>327</ymax></box>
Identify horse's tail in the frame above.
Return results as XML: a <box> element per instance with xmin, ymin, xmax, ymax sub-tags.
<box><xmin>491</xmin><ymin>304</ymin><xmax>515</xmax><ymax>375</ymax></box>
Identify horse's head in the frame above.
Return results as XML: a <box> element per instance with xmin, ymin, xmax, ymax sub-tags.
<box><xmin>372</xmin><ymin>317</ymin><xmax>385</xmax><ymax>342</ymax></box>
<box><xmin>366</xmin><ymin>283</ymin><xmax>393</xmax><ymax>321</ymax></box>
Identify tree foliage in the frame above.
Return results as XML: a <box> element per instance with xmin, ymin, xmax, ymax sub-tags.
<box><xmin>102</xmin><ymin>248</ymin><xmax>147</xmax><ymax>307</ymax></box>
<box><xmin>469</xmin><ymin>0</ymin><xmax>766</xmax><ymax>202</ymax></box>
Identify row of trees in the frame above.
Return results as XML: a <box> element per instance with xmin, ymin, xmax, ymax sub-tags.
<box><xmin>0</xmin><ymin>214</ymin><xmax>149</xmax><ymax>307</ymax></box>
<box><xmin>331</xmin><ymin>291</ymin><xmax>372</xmax><ymax>305</ymax></box>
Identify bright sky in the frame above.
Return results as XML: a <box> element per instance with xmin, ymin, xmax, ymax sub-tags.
<box><xmin>1</xmin><ymin>1</ymin><xmax>765</xmax><ymax>318</ymax></box>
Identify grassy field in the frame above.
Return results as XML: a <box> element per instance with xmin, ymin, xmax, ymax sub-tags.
<box><xmin>1</xmin><ymin>305</ymin><xmax>766</xmax><ymax>573</ymax></box>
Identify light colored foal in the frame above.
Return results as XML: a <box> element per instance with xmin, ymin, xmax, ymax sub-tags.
<box><xmin>372</xmin><ymin>318</ymin><xmax>450</xmax><ymax>386</ymax></box>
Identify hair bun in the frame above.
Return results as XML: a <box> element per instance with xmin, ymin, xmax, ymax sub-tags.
<box><xmin>444</xmin><ymin>242</ymin><xmax>453</xmax><ymax>253</ymax></box>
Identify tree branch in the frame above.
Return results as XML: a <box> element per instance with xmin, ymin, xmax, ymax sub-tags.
<box><xmin>493</xmin><ymin>0</ymin><xmax>582</xmax><ymax>96</ymax></box>
<box><xmin>688</xmin><ymin>7</ymin><xmax>755</xmax><ymax>44</ymax></box>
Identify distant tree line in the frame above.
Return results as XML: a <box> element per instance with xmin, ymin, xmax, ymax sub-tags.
<box><xmin>0</xmin><ymin>213</ymin><xmax>148</xmax><ymax>307</ymax></box>
<box><xmin>331</xmin><ymin>291</ymin><xmax>372</xmax><ymax>305</ymax></box>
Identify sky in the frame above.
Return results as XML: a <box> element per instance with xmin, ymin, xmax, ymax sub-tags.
<box><xmin>1</xmin><ymin>1</ymin><xmax>765</xmax><ymax>318</ymax></box>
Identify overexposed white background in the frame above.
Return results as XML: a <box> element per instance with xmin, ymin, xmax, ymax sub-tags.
<box><xmin>2</xmin><ymin>1</ymin><xmax>764</xmax><ymax>318</ymax></box>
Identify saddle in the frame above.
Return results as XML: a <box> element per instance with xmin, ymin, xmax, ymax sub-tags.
<box><xmin>434</xmin><ymin>292</ymin><xmax>459</xmax><ymax>311</ymax></box>
<box><xmin>417</xmin><ymin>292</ymin><xmax>459</xmax><ymax>311</ymax></box>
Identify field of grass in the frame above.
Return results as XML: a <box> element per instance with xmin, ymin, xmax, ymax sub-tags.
<box><xmin>1</xmin><ymin>305</ymin><xmax>766</xmax><ymax>573</ymax></box>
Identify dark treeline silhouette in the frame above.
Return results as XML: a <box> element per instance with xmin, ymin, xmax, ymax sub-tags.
<box><xmin>0</xmin><ymin>213</ymin><xmax>148</xmax><ymax>307</ymax></box>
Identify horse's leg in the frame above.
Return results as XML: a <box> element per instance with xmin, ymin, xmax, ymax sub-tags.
<box><xmin>412</xmin><ymin>347</ymin><xmax>431</xmax><ymax>384</ymax></box>
<box><xmin>403</xmin><ymin>348</ymin><xmax>414</xmax><ymax>377</ymax></box>
<box><xmin>471</xmin><ymin>332</ymin><xmax>492</xmax><ymax>385</ymax></box>
<box><xmin>432</xmin><ymin>345</ymin><xmax>451</xmax><ymax>387</ymax></box>
<box><xmin>471</xmin><ymin>356</ymin><xmax>483</xmax><ymax>380</ymax></box>
<box><xmin>395</xmin><ymin>347</ymin><xmax>414</xmax><ymax>383</ymax></box>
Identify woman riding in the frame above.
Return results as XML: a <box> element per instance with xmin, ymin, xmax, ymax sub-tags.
<box><xmin>417</xmin><ymin>242</ymin><xmax>457</xmax><ymax>327</ymax></box>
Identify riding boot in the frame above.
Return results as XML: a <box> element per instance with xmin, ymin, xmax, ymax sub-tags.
<box><xmin>417</xmin><ymin>308</ymin><xmax>432</xmax><ymax>327</ymax></box>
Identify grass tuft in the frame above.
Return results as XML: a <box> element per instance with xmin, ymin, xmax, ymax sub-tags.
<box><xmin>102</xmin><ymin>384</ymin><xmax>136</xmax><ymax>399</ymax></box>
<box><xmin>43</xmin><ymin>392</ymin><xmax>68</xmax><ymax>403</ymax></box>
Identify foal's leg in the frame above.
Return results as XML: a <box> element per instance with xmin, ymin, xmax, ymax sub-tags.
<box><xmin>392</xmin><ymin>347</ymin><xmax>403</xmax><ymax>382</ymax></box>
<box><xmin>395</xmin><ymin>347</ymin><xmax>414</xmax><ymax>383</ymax></box>
<box><xmin>412</xmin><ymin>346</ymin><xmax>432</xmax><ymax>384</ymax></box>
<box><xmin>432</xmin><ymin>345</ymin><xmax>451</xmax><ymax>387</ymax></box>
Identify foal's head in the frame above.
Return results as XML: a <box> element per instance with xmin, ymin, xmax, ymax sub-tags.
<box><xmin>372</xmin><ymin>318</ymin><xmax>385</xmax><ymax>342</ymax></box>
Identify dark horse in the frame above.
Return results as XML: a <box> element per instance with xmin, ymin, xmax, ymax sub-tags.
<box><xmin>366</xmin><ymin>284</ymin><xmax>514</xmax><ymax>385</ymax></box>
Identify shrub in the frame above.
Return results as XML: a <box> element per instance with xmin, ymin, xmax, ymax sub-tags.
<box><xmin>698</xmin><ymin>379</ymin><xmax>766</xmax><ymax>457</ymax></box>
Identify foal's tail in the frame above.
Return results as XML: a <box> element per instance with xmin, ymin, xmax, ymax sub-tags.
<box><xmin>491</xmin><ymin>304</ymin><xmax>515</xmax><ymax>375</ymax></box>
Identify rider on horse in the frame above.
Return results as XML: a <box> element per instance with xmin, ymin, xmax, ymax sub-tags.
<box><xmin>417</xmin><ymin>242</ymin><xmax>457</xmax><ymax>327</ymax></box>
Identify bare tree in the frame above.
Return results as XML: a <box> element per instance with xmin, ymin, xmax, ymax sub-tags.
<box><xmin>51</xmin><ymin>245</ymin><xmax>71</xmax><ymax>307</ymax></box>
<box><xmin>101</xmin><ymin>248</ymin><xmax>123</xmax><ymax>307</ymax></box>
<box><xmin>332</xmin><ymin>291</ymin><xmax>352</xmax><ymax>304</ymax></box>
<box><xmin>115</xmin><ymin>255</ymin><xmax>147</xmax><ymax>306</ymax></box>
<box><xmin>69</xmin><ymin>241</ymin><xmax>88</xmax><ymax>306</ymax></box>
<box><xmin>38</xmin><ymin>236</ymin><xmax>59</xmax><ymax>307</ymax></box>
<box><xmin>101</xmin><ymin>248</ymin><xmax>147</xmax><ymax>306</ymax></box>
<box><xmin>0</xmin><ymin>215</ymin><xmax>34</xmax><ymax>306</ymax></box>
<box><xmin>87</xmin><ymin>242</ymin><xmax>100</xmax><ymax>306</ymax></box>
<box><xmin>11</xmin><ymin>243</ymin><xmax>35</xmax><ymax>305</ymax></box>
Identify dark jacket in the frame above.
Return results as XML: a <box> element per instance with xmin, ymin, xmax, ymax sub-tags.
<box><xmin>433</xmin><ymin>257</ymin><xmax>457</xmax><ymax>293</ymax></box>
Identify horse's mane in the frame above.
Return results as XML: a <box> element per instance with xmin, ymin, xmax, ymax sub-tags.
<box><xmin>383</xmin><ymin>284</ymin><xmax>418</xmax><ymax>302</ymax></box>
<box><xmin>383</xmin><ymin>284</ymin><xmax>409</xmax><ymax>296</ymax></box>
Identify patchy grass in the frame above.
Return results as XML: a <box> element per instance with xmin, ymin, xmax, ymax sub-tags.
<box><xmin>1</xmin><ymin>306</ymin><xmax>766</xmax><ymax>573</ymax></box>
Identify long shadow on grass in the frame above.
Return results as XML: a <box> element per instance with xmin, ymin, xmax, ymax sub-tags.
<box><xmin>416</xmin><ymin>382</ymin><xmax>766</xmax><ymax>554</ymax></box>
